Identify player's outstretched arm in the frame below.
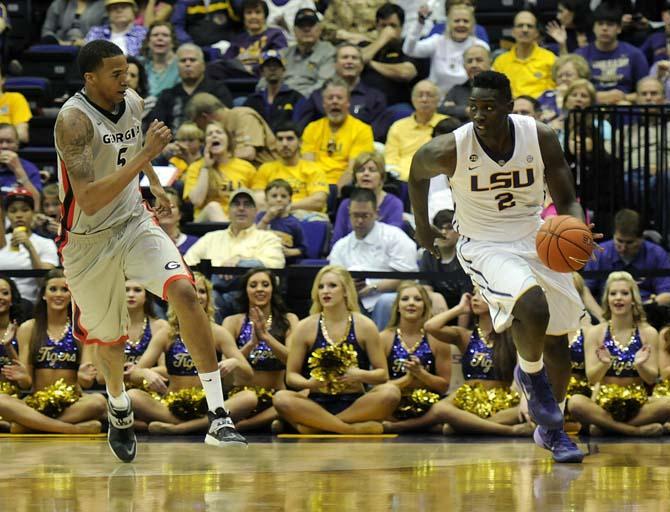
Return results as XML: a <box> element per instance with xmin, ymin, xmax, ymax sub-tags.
<box><xmin>538</xmin><ymin>122</ymin><xmax>584</xmax><ymax>222</ymax></box>
<box><xmin>55</xmin><ymin>111</ymin><xmax>171</xmax><ymax>216</ymax></box>
<box><xmin>408</xmin><ymin>134</ymin><xmax>456</xmax><ymax>253</ymax></box>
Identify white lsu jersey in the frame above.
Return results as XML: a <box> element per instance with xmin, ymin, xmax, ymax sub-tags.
<box><xmin>55</xmin><ymin>88</ymin><xmax>145</xmax><ymax>235</ymax></box>
<box><xmin>450</xmin><ymin>114</ymin><xmax>545</xmax><ymax>242</ymax></box>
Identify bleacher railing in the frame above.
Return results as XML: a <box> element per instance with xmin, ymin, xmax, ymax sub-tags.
<box><xmin>565</xmin><ymin>105</ymin><xmax>670</xmax><ymax>241</ymax></box>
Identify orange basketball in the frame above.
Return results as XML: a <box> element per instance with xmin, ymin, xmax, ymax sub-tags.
<box><xmin>536</xmin><ymin>215</ymin><xmax>594</xmax><ymax>273</ymax></box>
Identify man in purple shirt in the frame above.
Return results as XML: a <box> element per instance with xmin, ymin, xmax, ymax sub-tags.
<box><xmin>584</xmin><ymin>209</ymin><xmax>670</xmax><ymax>305</ymax></box>
<box><xmin>575</xmin><ymin>4</ymin><xmax>649</xmax><ymax>104</ymax></box>
<box><xmin>0</xmin><ymin>123</ymin><xmax>41</xmax><ymax>202</ymax></box>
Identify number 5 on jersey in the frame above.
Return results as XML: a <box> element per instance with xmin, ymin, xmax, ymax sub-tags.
<box><xmin>117</xmin><ymin>147</ymin><xmax>128</xmax><ymax>167</ymax></box>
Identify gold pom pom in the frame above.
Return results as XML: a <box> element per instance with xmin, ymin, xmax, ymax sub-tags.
<box><xmin>596</xmin><ymin>383</ymin><xmax>648</xmax><ymax>422</ymax></box>
<box><xmin>566</xmin><ymin>375</ymin><xmax>593</xmax><ymax>399</ymax></box>
<box><xmin>308</xmin><ymin>343</ymin><xmax>358</xmax><ymax>394</ymax></box>
<box><xmin>396</xmin><ymin>388</ymin><xmax>441</xmax><ymax>419</ymax></box>
<box><xmin>652</xmin><ymin>379</ymin><xmax>670</xmax><ymax>398</ymax></box>
<box><xmin>162</xmin><ymin>387</ymin><xmax>207</xmax><ymax>420</ymax></box>
<box><xmin>454</xmin><ymin>383</ymin><xmax>520</xmax><ymax>419</ymax></box>
<box><xmin>25</xmin><ymin>379</ymin><xmax>80</xmax><ymax>418</ymax></box>
<box><xmin>0</xmin><ymin>380</ymin><xmax>19</xmax><ymax>397</ymax></box>
<box><xmin>228</xmin><ymin>385</ymin><xmax>275</xmax><ymax>411</ymax></box>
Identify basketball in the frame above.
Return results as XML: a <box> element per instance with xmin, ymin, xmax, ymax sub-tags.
<box><xmin>536</xmin><ymin>215</ymin><xmax>593</xmax><ymax>273</ymax></box>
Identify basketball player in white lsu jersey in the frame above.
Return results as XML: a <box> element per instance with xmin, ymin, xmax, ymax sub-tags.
<box><xmin>409</xmin><ymin>71</ymin><xmax>595</xmax><ymax>463</ymax></box>
<box><xmin>54</xmin><ymin>41</ymin><xmax>246</xmax><ymax>462</ymax></box>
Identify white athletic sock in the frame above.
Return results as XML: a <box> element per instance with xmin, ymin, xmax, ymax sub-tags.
<box><xmin>518</xmin><ymin>353</ymin><xmax>544</xmax><ymax>374</ymax></box>
<box><xmin>107</xmin><ymin>385</ymin><xmax>130</xmax><ymax>410</ymax></box>
<box><xmin>559</xmin><ymin>399</ymin><xmax>567</xmax><ymax>413</ymax></box>
<box><xmin>199</xmin><ymin>370</ymin><xmax>228</xmax><ymax>413</ymax></box>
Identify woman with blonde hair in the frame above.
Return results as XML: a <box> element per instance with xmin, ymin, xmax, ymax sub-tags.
<box><xmin>127</xmin><ymin>273</ymin><xmax>255</xmax><ymax>434</ymax></box>
<box><xmin>182</xmin><ymin>121</ymin><xmax>256</xmax><ymax>222</ymax></box>
<box><xmin>537</xmin><ymin>54</ymin><xmax>591</xmax><ymax>127</ymax></box>
<box><xmin>568</xmin><ymin>271</ymin><xmax>670</xmax><ymax>436</ymax></box>
<box><xmin>331</xmin><ymin>152</ymin><xmax>404</xmax><ymax>246</ymax></box>
<box><xmin>380</xmin><ymin>281</ymin><xmax>451</xmax><ymax>427</ymax></box>
<box><xmin>272</xmin><ymin>265</ymin><xmax>400</xmax><ymax>434</ymax></box>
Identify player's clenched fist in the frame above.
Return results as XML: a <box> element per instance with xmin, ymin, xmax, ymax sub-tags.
<box><xmin>144</xmin><ymin>120</ymin><xmax>173</xmax><ymax>160</ymax></box>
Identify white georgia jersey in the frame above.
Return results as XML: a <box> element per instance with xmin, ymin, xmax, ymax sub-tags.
<box><xmin>449</xmin><ymin>114</ymin><xmax>545</xmax><ymax>242</ymax></box>
<box><xmin>56</xmin><ymin>88</ymin><xmax>145</xmax><ymax>235</ymax></box>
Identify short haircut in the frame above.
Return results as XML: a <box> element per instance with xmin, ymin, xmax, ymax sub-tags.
<box><xmin>266</xmin><ymin>178</ymin><xmax>293</xmax><ymax>196</ymax></box>
<box><xmin>352</xmin><ymin>151</ymin><xmax>386</xmax><ymax>183</ymax></box>
<box><xmin>77</xmin><ymin>40</ymin><xmax>124</xmax><ymax>78</ymax></box>
<box><xmin>0</xmin><ymin>122</ymin><xmax>18</xmax><ymax>139</ymax></box>
<box><xmin>185</xmin><ymin>92</ymin><xmax>224</xmax><ymax>121</ymax></box>
<box><xmin>164</xmin><ymin>186</ymin><xmax>183</xmax><ymax>207</ymax></box>
<box><xmin>242</xmin><ymin>0</ymin><xmax>269</xmax><ymax>18</ymax></box>
<box><xmin>472</xmin><ymin>71</ymin><xmax>513</xmax><ymax>103</ymax></box>
<box><xmin>432</xmin><ymin>117</ymin><xmax>462</xmax><ymax>137</ymax></box>
<box><xmin>463</xmin><ymin>44</ymin><xmax>490</xmax><ymax>60</ymax></box>
<box><xmin>175</xmin><ymin>121</ymin><xmax>204</xmax><ymax>141</ymax></box>
<box><xmin>514</xmin><ymin>95</ymin><xmax>539</xmax><ymax>111</ymax></box>
<box><xmin>614</xmin><ymin>209</ymin><xmax>643</xmax><ymax>238</ymax></box>
<box><xmin>552</xmin><ymin>53</ymin><xmax>591</xmax><ymax>82</ymax></box>
<box><xmin>322</xmin><ymin>76</ymin><xmax>351</xmax><ymax>97</ymax></box>
<box><xmin>376</xmin><ymin>3</ymin><xmax>405</xmax><ymax>25</ymax></box>
<box><xmin>592</xmin><ymin>3</ymin><xmax>621</xmax><ymax>24</ymax></box>
<box><xmin>433</xmin><ymin>209</ymin><xmax>454</xmax><ymax>227</ymax></box>
<box><xmin>335</xmin><ymin>43</ymin><xmax>363</xmax><ymax>61</ymax></box>
<box><xmin>42</xmin><ymin>183</ymin><xmax>59</xmax><ymax>198</ymax></box>
<box><xmin>349</xmin><ymin>187</ymin><xmax>377</xmax><ymax>209</ymax></box>
<box><xmin>177</xmin><ymin>42</ymin><xmax>205</xmax><ymax>62</ymax></box>
<box><xmin>273</xmin><ymin>121</ymin><xmax>301</xmax><ymax>137</ymax></box>
<box><xmin>637</xmin><ymin>76</ymin><xmax>665</xmax><ymax>96</ymax></box>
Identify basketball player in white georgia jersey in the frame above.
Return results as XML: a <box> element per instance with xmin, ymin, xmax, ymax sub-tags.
<box><xmin>409</xmin><ymin>71</ymin><xmax>593</xmax><ymax>463</ymax></box>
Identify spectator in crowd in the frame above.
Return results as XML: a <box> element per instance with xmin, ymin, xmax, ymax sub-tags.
<box><xmin>439</xmin><ymin>44</ymin><xmax>490</xmax><ymax>122</ymax></box>
<box><xmin>512</xmin><ymin>95</ymin><xmax>540</xmax><ymax>118</ymax></box>
<box><xmin>575</xmin><ymin>4</ymin><xmax>649</xmax><ymax>104</ymax></box>
<box><xmin>252</xmin><ymin>122</ymin><xmax>328</xmax><ymax>215</ymax></box>
<box><xmin>139</xmin><ymin>0</ymin><xmax>174</xmax><ymax>27</ymax></box>
<box><xmin>171</xmin><ymin>0</ymin><xmax>241</xmax><ymax>47</ymax></box>
<box><xmin>159</xmin><ymin>187</ymin><xmax>199</xmax><ymax>255</ymax></box>
<box><xmin>0</xmin><ymin>70</ymin><xmax>32</xmax><ymax>144</ymax></box>
<box><xmin>33</xmin><ymin>184</ymin><xmax>61</xmax><ymax>241</ymax></box>
<box><xmin>0</xmin><ymin>124</ymin><xmax>41</xmax><ymax>201</ymax></box>
<box><xmin>139</xmin><ymin>21</ymin><xmax>180</xmax><ymax>99</ymax></box>
<box><xmin>585</xmin><ymin>209</ymin><xmax>670</xmax><ymax>306</ymax></box>
<box><xmin>41</xmin><ymin>0</ymin><xmax>106</xmax><ymax>46</ymax></box>
<box><xmin>264</xmin><ymin>0</ymin><xmax>316</xmax><ymax>40</ymax></box>
<box><xmin>545</xmin><ymin>0</ymin><xmax>593</xmax><ymax>55</ymax></box>
<box><xmin>219</xmin><ymin>0</ymin><xmax>288</xmax><ymax>77</ymax></box>
<box><xmin>385</xmin><ymin>80</ymin><xmax>446</xmax><ymax>181</ymax></box>
<box><xmin>360</xmin><ymin>3</ymin><xmax>418</xmax><ymax>106</ymax></box>
<box><xmin>329</xmin><ymin>188</ymin><xmax>418</xmax><ymax>330</ymax></box>
<box><xmin>641</xmin><ymin>1</ymin><xmax>669</xmax><ymax>64</ymax></box>
<box><xmin>256</xmin><ymin>179</ymin><xmax>306</xmax><ymax>263</ymax></box>
<box><xmin>185</xmin><ymin>92</ymin><xmax>278</xmax><ymax>166</ymax></box>
<box><xmin>404</xmin><ymin>3</ymin><xmax>489</xmax><ymax>100</ymax></box>
<box><xmin>331</xmin><ymin>152</ymin><xmax>403</xmax><ymax>247</ymax></box>
<box><xmin>182</xmin><ymin>120</ymin><xmax>257</xmax><ymax>222</ymax></box>
<box><xmin>492</xmin><ymin>11</ymin><xmax>556</xmax><ymax>99</ymax></box>
<box><xmin>0</xmin><ymin>190</ymin><xmax>58</xmax><ymax>304</ymax></box>
<box><xmin>244</xmin><ymin>51</ymin><xmax>304</xmax><ymax>130</ymax></box>
<box><xmin>85</xmin><ymin>0</ymin><xmax>149</xmax><ymax>56</ymax></box>
<box><xmin>418</xmin><ymin>209</ymin><xmax>472</xmax><ymax>318</ymax></box>
<box><xmin>126</xmin><ymin>55</ymin><xmax>150</xmax><ymax>100</ymax></box>
<box><xmin>148</xmin><ymin>43</ymin><xmax>233</xmax><ymax>132</ymax></box>
<box><xmin>160</xmin><ymin>121</ymin><xmax>204</xmax><ymax>180</ymax></box>
<box><xmin>184</xmin><ymin>188</ymin><xmax>285</xmax><ymax>269</ymax></box>
<box><xmin>536</xmin><ymin>53</ymin><xmax>591</xmax><ymax>127</ymax></box>
<box><xmin>295</xmin><ymin>44</ymin><xmax>387</xmax><ymax>139</ymax></box>
<box><xmin>321</xmin><ymin>0</ymin><xmax>386</xmax><ymax>45</ymax></box>
<box><xmin>281</xmin><ymin>8</ymin><xmax>336</xmax><ymax>97</ymax></box>
<box><xmin>301</xmin><ymin>78</ymin><xmax>375</xmax><ymax>188</ymax></box>
<box><xmin>650</xmin><ymin>58</ymin><xmax>670</xmax><ymax>100</ymax></box>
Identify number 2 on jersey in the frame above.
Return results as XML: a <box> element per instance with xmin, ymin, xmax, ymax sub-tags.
<box><xmin>117</xmin><ymin>147</ymin><xmax>128</xmax><ymax>167</ymax></box>
<box><xmin>495</xmin><ymin>192</ymin><xmax>515</xmax><ymax>211</ymax></box>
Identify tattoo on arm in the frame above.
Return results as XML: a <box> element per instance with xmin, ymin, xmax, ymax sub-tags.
<box><xmin>55</xmin><ymin>109</ymin><xmax>95</xmax><ymax>183</ymax></box>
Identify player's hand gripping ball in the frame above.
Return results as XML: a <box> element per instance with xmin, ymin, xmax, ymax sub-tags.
<box><xmin>536</xmin><ymin>215</ymin><xmax>593</xmax><ymax>273</ymax></box>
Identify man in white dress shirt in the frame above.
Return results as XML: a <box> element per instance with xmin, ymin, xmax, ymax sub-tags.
<box><xmin>328</xmin><ymin>187</ymin><xmax>418</xmax><ymax>328</ymax></box>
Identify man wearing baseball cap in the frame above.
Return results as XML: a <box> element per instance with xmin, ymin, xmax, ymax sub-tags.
<box><xmin>85</xmin><ymin>0</ymin><xmax>148</xmax><ymax>56</ymax></box>
<box><xmin>244</xmin><ymin>50</ymin><xmax>304</xmax><ymax>129</ymax></box>
<box><xmin>0</xmin><ymin>189</ymin><xmax>58</xmax><ymax>304</ymax></box>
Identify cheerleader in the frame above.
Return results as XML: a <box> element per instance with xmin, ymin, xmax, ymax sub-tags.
<box><xmin>121</xmin><ymin>280</ymin><xmax>169</xmax><ymax>393</ymax></box>
<box><xmin>385</xmin><ymin>291</ymin><xmax>533</xmax><ymax>436</ymax></box>
<box><xmin>127</xmin><ymin>273</ymin><xmax>254</xmax><ymax>434</ymax></box>
<box><xmin>380</xmin><ymin>281</ymin><xmax>451</xmax><ymax>426</ymax></box>
<box><xmin>568</xmin><ymin>271</ymin><xmax>670</xmax><ymax>436</ymax></box>
<box><xmin>0</xmin><ymin>276</ymin><xmax>22</xmax><ymax>430</ymax></box>
<box><xmin>0</xmin><ymin>269</ymin><xmax>105</xmax><ymax>433</ymax></box>
<box><xmin>272</xmin><ymin>265</ymin><xmax>401</xmax><ymax>434</ymax></box>
<box><xmin>222</xmin><ymin>268</ymin><xmax>299</xmax><ymax>431</ymax></box>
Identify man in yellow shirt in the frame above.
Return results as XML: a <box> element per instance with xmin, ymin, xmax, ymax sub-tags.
<box><xmin>385</xmin><ymin>80</ymin><xmax>446</xmax><ymax>181</ymax></box>
<box><xmin>0</xmin><ymin>69</ymin><xmax>32</xmax><ymax>143</ymax></box>
<box><xmin>492</xmin><ymin>11</ymin><xmax>556</xmax><ymax>99</ymax></box>
<box><xmin>252</xmin><ymin>121</ymin><xmax>329</xmax><ymax>213</ymax></box>
<box><xmin>301</xmin><ymin>77</ymin><xmax>374</xmax><ymax>188</ymax></box>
